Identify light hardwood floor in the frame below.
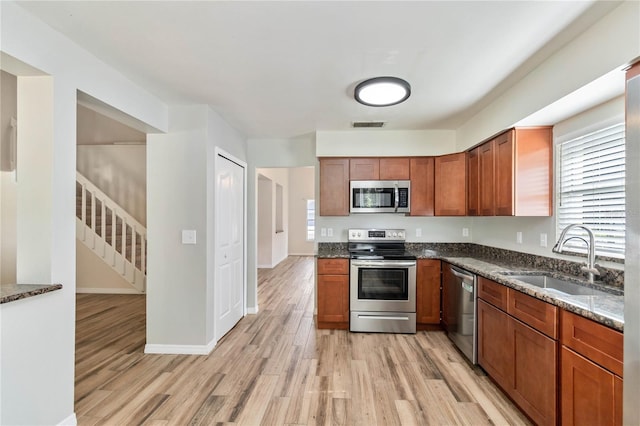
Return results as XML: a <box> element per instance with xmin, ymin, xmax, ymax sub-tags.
<box><xmin>75</xmin><ymin>256</ymin><xmax>530</xmax><ymax>425</ymax></box>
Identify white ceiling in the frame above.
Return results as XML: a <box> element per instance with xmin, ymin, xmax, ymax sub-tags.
<box><xmin>17</xmin><ymin>1</ymin><xmax>623</xmax><ymax>139</ymax></box>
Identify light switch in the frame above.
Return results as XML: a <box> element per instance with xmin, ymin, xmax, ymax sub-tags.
<box><xmin>540</xmin><ymin>233</ymin><xmax>547</xmax><ymax>247</ymax></box>
<box><xmin>327</xmin><ymin>228</ymin><xmax>333</xmax><ymax>237</ymax></box>
<box><xmin>517</xmin><ymin>231</ymin><xmax>523</xmax><ymax>244</ymax></box>
<box><xmin>182</xmin><ymin>229</ymin><xmax>197</xmax><ymax>244</ymax></box>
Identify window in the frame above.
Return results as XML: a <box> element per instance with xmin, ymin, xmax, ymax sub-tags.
<box><xmin>557</xmin><ymin>122</ymin><xmax>625</xmax><ymax>258</ymax></box>
<box><xmin>306</xmin><ymin>199</ymin><xmax>315</xmax><ymax>241</ymax></box>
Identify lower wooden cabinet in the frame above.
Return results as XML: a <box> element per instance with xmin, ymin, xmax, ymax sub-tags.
<box><xmin>560</xmin><ymin>310</ymin><xmax>623</xmax><ymax>426</ymax></box>
<box><xmin>316</xmin><ymin>258</ymin><xmax>349</xmax><ymax>329</ymax></box>
<box><xmin>478</xmin><ymin>282</ymin><xmax>558</xmax><ymax>425</ymax></box>
<box><xmin>416</xmin><ymin>259</ymin><xmax>441</xmax><ymax>327</ymax></box>
<box><xmin>561</xmin><ymin>346</ymin><xmax>622</xmax><ymax>426</ymax></box>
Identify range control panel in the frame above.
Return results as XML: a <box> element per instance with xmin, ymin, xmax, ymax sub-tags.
<box><xmin>348</xmin><ymin>229</ymin><xmax>406</xmax><ymax>242</ymax></box>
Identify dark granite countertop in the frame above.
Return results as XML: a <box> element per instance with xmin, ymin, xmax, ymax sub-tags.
<box><xmin>317</xmin><ymin>243</ymin><xmax>624</xmax><ymax>332</ymax></box>
<box><xmin>1</xmin><ymin>283</ymin><xmax>63</xmax><ymax>304</ymax></box>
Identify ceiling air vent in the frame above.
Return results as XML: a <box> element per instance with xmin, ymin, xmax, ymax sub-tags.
<box><xmin>352</xmin><ymin>121</ymin><xmax>386</xmax><ymax>128</ymax></box>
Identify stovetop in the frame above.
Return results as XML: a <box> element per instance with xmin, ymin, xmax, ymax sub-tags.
<box><xmin>347</xmin><ymin>229</ymin><xmax>416</xmax><ymax>260</ymax></box>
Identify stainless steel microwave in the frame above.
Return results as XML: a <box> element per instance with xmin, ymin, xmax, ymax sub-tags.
<box><xmin>350</xmin><ymin>180</ymin><xmax>410</xmax><ymax>213</ymax></box>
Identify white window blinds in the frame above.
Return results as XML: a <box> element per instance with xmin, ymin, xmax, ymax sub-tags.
<box><xmin>557</xmin><ymin>123</ymin><xmax>625</xmax><ymax>258</ymax></box>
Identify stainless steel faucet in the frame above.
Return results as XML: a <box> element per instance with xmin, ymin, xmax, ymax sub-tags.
<box><xmin>552</xmin><ymin>224</ymin><xmax>600</xmax><ymax>283</ymax></box>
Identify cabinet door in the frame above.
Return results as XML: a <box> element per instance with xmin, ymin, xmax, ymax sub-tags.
<box><xmin>416</xmin><ymin>259</ymin><xmax>441</xmax><ymax>325</ymax></box>
<box><xmin>350</xmin><ymin>158</ymin><xmax>379</xmax><ymax>180</ymax></box>
<box><xmin>479</xmin><ymin>140</ymin><xmax>495</xmax><ymax>216</ymax></box>
<box><xmin>317</xmin><ymin>274</ymin><xmax>349</xmax><ymax>328</ymax></box>
<box><xmin>514</xmin><ymin>127</ymin><xmax>553</xmax><ymax>216</ymax></box>
<box><xmin>477</xmin><ymin>299</ymin><xmax>512</xmax><ymax>391</ymax></box>
<box><xmin>434</xmin><ymin>153</ymin><xmax>467</xmax><ymax>216</ymax></box>
<box><xmin>511</xmin><ymin>319</ymin><xmax>557</xmax><ymax>426</ymax></box>
<box><xmin>380</xmin><ymin>157</ymin><xmax>410</xmax><ymax>180</ymax></box>
<box><xmin>319</xmin><ymin>158</ymin><xmax>350</xmax><ymax>216</ymax></box>
<box><xmin>495</xmin><ymin>131</ymin><xmax>514</xmax><ymax>215</ymax></box>
<box><xmin>467</xmin><ymin>148</ymin><xmax>480</xmax><ymax>216</ymax></box>
<box><xmin>410</xmin><ymin>157</ymin><xmax>435</xmax><ymax>216</ymax></box>
<box><xmin>561</xmin><ymin>346</ymin><xmax>618</xmax><ymax>426</ymax></box>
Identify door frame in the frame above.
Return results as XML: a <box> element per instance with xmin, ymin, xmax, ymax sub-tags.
<box><xmin>214</xmin><ymin>147</ymin><xmax>248</xmax><ymax>341</ymax></box>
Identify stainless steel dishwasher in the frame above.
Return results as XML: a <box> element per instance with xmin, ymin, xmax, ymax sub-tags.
<box><xmin>443</xmin><ymin>263</ymin><xmax>477</xmax><ymax>364</ymax></box>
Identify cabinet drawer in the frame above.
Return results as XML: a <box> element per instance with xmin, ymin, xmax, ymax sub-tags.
<box><xmin>317</xmin><ymin>258</ymin><xmax>349</xmax><ymax>275</ymax></box>
<box><xmin>561</xmin><ymin>310</ymin><xmax>623</xmax><ymax>377</ymax></box>
<box><xmin>478</xmin><ymin>277</ymin><xmax>507</xmax><ymax>310</ymax></box>
<box><xmin>508</xmin><ymin>289</ymin><xmax>558</xmax><ymax>339</ymax></box>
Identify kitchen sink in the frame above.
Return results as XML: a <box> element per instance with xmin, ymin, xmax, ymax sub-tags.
<box><xmin>499</xmin><ymin>272</ymin><xmax>619</xmax><ymax>297</ymax></box>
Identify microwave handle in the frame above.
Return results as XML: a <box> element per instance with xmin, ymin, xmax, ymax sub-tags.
<box><xmin>394</xmin><ymin>184</ymin><xmax>399</xmax><ymax>212</ymax></box>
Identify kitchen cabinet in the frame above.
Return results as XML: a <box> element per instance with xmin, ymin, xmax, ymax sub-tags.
<box><xmin>467</xmin><ymin>148</ymin><xmax>480</xmax><ymax>216</ymax></box>
<box><xmin>380</xmin><ymin>157</ymin><xmax>410</xmax><ymax>180</ymax></box>
<box><xmin>316</xmin><ymin>258</ymin><xmax>349</xmax><ymax>329</ymax></box>
<box><xmin>410</xmin><ymin>157</ymin><xmax>435</xmax><ymax>216</ymax></box>
<box><xmin>434</xmin><ymin>153</ymin><xmax>467</xmax><ymax>216</ymax></box>
<box><xmin>416</xmin><ymin>259</ymin><xmax>441</xmax><ymax>328</ymax></box>
<box><xmin>319</xmin><ymin>158</ymin><xmax>350</xmax><ymax>216</ymax></box>
<box><xmin>560</xmin><ymin>310</ymin><xmax>623</xmax><ymax>426</ymax></box>
<box><xmin>350</xmin><ymin>158</ymin><xmax>379</xmax><ymax>180</ymax></box>
<box><xmin>467</xmin><ymin>127</ymin><xmax>552</xmax><ymax>216</ymax></box>
<box><xmin>350</xmin><ymin>157</ymin><xmax>410</xmax><ymax>180</ymax></box>
<box><xmin>478</xmin><ymin>279</ymin><xmax>558</xmax><ymax>425</ymax></box>
<box><xmin>479</xmin><ymin>140</ymin><xmax>495</xmax><ymax>215</ymax></box>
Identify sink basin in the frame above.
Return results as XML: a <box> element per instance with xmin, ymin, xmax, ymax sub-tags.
<box><xmin>500</xmin><ymin>273</ymin><xmax>619</xmax><ymax>297</ymax></box>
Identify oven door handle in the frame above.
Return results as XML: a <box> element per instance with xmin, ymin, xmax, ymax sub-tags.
<box><xmin>351</xmin><ymin>260</ymin><xmax>416</xmax><ymax>268</ymax></box>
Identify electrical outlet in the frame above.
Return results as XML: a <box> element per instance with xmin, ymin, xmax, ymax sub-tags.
<box><xmin>462</xmin><ymin>228</ymin><xmax>469</xmax><ymax>237</ymax></box>
<box><xmin>181</xmin><ymin>230</ymin><xmax>197</xmax><ymax>244</ymax></box>
<box><xmin>540</xmin><ymin>233</ymin><xmax>548</xmax><ymax>247</ymax></box>
<box><xmin>516</xmin><ymin>231</ymin><xmax>523</xmax><ymax>244</ymax></box>
<box><xmin>327</xmin><ymin>228</ymin><xmax>333</xmax><ymax>237</ymax></box>
<box><xmin>416</xmin><ymin>228</ymin><xmax>422</xmax><ymax>238</ymax></box>
<box><xmin>320</xmin><ymin>228</ymin><xmax>327</xmax><ymax>237</ymax></box>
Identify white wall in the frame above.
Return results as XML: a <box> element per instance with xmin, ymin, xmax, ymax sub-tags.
<box><xmin>0</xmin><ymin>70</ymin><xmax>17</xmax><ymax>284</ymax></box>
<box><xmin>288</xmin><ymin>167</ymin><xmax>315</xmax><ymax>256</ymax></box>
<box><xmin>257</xmin><ymin>175</ymin><xmax>273</xmax><ymax>267</ymax></box>
<box><xmin>256</xmin><ymin>167</ymin><xmax>289</xmax><ymax>268</ymax></box>
<box><xmin>316</xmin><ymin>129</ymin><xmax>456</xmax><ymax>157</ymax></box>
<box><xmin>146</xmin><ymin>104</ymin><xmax>247</xmax><ymax>353</ymax></box>
<box><xmin>76</xmin><ymin>243</ymin><xmax>134</xmax><ymax>292</ymax></box>
<box><xmin>0</xmin><ymin>2</ymin><xmax>168</xmax><ymax>424</ymax></box>
<box><xmin>77</xmin><ymin>145</ymin><xmax>147</xmax><ymax>225</ymax></box>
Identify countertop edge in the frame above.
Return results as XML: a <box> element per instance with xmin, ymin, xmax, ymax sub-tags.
<box><xmin>1</xmin><ymin>284</ymin><xmax>63</xmax><ymax>304</ymax></box>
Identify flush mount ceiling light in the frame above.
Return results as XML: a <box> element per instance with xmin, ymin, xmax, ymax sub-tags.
<box><xmin>354</xmin><ymin>76</ymin><xmax>411</xmax><ymax>107</ymax></box>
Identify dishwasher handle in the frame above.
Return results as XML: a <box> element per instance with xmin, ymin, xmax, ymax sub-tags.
<box><xmin>450</xmin><ymin>266</ymin><xmax>475</xmax><ymax>282</ymax></box>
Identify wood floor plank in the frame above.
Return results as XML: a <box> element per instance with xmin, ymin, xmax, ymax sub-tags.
<box><xmin>75</xmin><ymin>256</ymin><xmax>530</xmax><ymax>426</ymax></box>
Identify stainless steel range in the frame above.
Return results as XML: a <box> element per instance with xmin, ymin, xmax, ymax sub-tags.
<box><xmin>348</xmin><ymin>229</ymin><xmax>417</xmax><ymax>334</ymax></box>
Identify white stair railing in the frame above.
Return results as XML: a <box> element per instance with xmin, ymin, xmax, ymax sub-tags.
<box><xmin>76</xmin><ymin>171</ymin><xmax>146</xmax><ymax>292</ymax></box>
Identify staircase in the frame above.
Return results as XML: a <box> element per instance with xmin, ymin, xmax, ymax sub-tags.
<box><xmin>76</xmin><ymin>172</ymin><xmax>146</xmax><ymax>292</ymax></box>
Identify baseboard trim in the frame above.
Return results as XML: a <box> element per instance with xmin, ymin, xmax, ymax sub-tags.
<box><xmin>76</xmin><ymin>287</ymin><xmax>143</xmax><ymax>295</ymax></box>
<box><xmin>257</xmin><ymin>263</ymin><xmax>273</xmax><ymax>269</ymax></box>
<box><xmin>58</xmin><ymin>412</ymin><xmax>77</xmax><ymax>426</ymax></box>
<box><xmin>144</xmin><ymin>341</ymin><xmax>216</xmax><ymax>355</ymax></box>
<box><xmin>247</xmin><ymin>306</ymin><xmax>259</xmax><ymax>314</ymax></box>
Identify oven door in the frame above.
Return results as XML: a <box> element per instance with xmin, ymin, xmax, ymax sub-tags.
<box><xmin>350</xmin><ymin>260</ymin><xmax>416</xmax><ymax>312</ymax></box>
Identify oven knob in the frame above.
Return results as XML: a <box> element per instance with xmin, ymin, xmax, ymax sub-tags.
<box><xmin>357</xmin><ymin>232</ymin><xmax>361</xmax><ymax>237</ymax></box>
<box><xmin>392</xmin><ymin>232</ymin><xmax>398</xmax><ymax>237</ymax></box>
<box><xmin>398</xmin><ymin>232</ymin><xmax>404</xmax><ymax>238</ymax></box>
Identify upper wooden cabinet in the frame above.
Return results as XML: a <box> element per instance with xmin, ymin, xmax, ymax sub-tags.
<box><xmin>410</xmin><ymin>157</ymin><xmax>435</xmax><ymax>216</ymax></box>
<box><xmin>319</xmin><ymin>158</ymin><xmax>350</xmax><ymax>216</ymax></box>
<box><xmin>469</xmin><ymin>127</ymin><xmax>552</xmax><ymax>216</ymax></box>
<box><xmin>434</xmin><ymin>153</ymin><xmax>467</xmax><ymax>216</ymax></box>
<box><xmin>350</xmin><ymin>158</ymin><xmax>379</xmax><ymax>180</ymax></box>
<box><xmin>479</xmin><ymin>140</ymin><xmax>496</xmax><ymax>216</ymax></box>
<box><xmin>467</xmin><ymin>148</ymin><xmax>480</xmax><ymax>216</ymax></box>
<box><xmin>350</xmin><ymin>157</ymin><xmax>410</xmax><ymax>180</ymax></box>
